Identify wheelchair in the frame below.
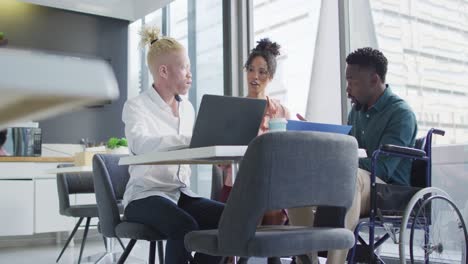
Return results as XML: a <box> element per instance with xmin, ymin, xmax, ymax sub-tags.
<box><xmin>348</xmin><ymin>128</ymin><xmax>468</xmax><ymax>264</ymax></box>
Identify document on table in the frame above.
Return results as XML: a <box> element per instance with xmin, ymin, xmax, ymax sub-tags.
<box><xmin>287</xmin><ymin>120</ymin><xmax>352</xmax><ymax>135</ymax></box>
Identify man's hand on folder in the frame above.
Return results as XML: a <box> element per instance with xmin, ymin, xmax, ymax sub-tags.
<box><xmin>296</xmin><ymin>113</ymin><xmax>307</xmax><ymax>121</ymax></box>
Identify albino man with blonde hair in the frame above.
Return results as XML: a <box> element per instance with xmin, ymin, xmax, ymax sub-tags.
<box><xmin>122</xmin><ymin>26</ymin><xmax>224</xmax><ymax>264</ymax></box>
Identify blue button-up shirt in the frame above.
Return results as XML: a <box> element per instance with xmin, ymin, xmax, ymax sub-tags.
<box><xmin>348</xmin><ymin>86</ymin><xmax>418</xmax><ymax>186</ymax></box>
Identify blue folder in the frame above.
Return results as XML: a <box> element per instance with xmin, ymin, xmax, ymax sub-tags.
<box><xmin>287</xmin><ymin>120</ymin><xmax>352</xmax><ymax>135</ymax></box>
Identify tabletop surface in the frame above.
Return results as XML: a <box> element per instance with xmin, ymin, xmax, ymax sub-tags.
<box><xmin>119</xmin><ymin>145</ymin><xmax>249</xmax><ymax>166</ymax></box>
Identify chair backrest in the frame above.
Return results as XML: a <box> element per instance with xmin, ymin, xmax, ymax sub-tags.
<box><xmin>410</xmin><ymin>137</ymin><xmax>427</xmax><ymax>188</ymax></box>
<box><xmin>217</xmin><ymin>131</ymin><xmax>358</xmax><ymax>254</ymax></box>
<box><xmin>56</xmin><ymin>163</ymin><xmax>95</xmax><ymax>215</ymax></box>
<box><xmin>410</xmin><ymin>128</ymin><xmax>444</xmax><ymax>188</ymax></box>
<box><xmin>92</xmin><ymin>154</ymin><xmax>129</xmax><ymax>238</ymax></box>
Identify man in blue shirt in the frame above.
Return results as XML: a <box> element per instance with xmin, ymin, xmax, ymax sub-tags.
<box><xmin>327</xmin><ymin>48</ymin><xmax>418</xmax><ymax>263</ymax></box>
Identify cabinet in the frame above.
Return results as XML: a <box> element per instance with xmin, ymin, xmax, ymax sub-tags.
<box><xmin>0</xmin><ymin>159</ymin><xmax>76</xmax><ymax>236</ymax></box>
<box><xmin>0</xmin><ymin>180</ymin><xmax>34</xmax><ymax>236</ymax></box>
<box><xmin>35</xmin><ymin>179</ymin><xmax>73</xmax><ymax>233</ymax></box>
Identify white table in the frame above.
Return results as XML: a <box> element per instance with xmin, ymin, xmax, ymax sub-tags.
<box><xmin>119</xmin><ymin>145</ymin><xmax>366</xmax><ymax>179</ymax></box>
<box><xmin>119</xmin><ymin>145</ymin><xmax>248</xmax><ymax>180</ymax></box>
<box><xmin>119</xmin><ymin>145</ymin><xmax>248</xmax><ymax>165</ymax></box>
<box><xmin>46</xmin><ymin>166</ymin><xmax>92</xmax><ymax>174</ymax></box>
<box><xmin>46</xmin><ymin>147</ymin><xmax>365</xmax><ymax>175</ymax></box>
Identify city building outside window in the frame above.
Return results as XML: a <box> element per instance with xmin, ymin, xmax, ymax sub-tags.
<box><xmin>352</xmin><ymin>0</ymin><xmax>468</xmax><ymax>144</ymax></box>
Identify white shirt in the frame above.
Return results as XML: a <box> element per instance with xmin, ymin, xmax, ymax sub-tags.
<box><xmin>122</xmin><ymin>88</ymin><xmax>197</xmax><ymax>207</ymax></box>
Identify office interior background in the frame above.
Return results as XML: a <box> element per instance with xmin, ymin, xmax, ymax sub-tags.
<box><xmin>0</xmin><ymin>0</ymin><xmax>467</xmax><ymax>262</ymax></box>
<box><xmin>127</xmin><ymin>0</ymin><xmax>468</xmax><ymax>197</ymax></box>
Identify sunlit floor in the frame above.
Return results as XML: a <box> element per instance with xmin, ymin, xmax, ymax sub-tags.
<box><xmin>0</xmin><ymin>236</ymin><xmax>148</xmax><ymax>264</ymax></box>
<box><xmin>0</xmin><ymin>234</ymin><xmax>296</xmax><ymax>264</ymax></box>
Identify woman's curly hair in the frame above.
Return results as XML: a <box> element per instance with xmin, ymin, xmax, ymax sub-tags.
<box><xmin>245</xmin><ymin>38</ymin><xmax>281</xmax><ymax>78</ymax></box>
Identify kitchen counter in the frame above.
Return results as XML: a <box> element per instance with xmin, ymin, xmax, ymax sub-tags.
<box><xmin>0</xmin><ymin>156</ymin><xmax>74</xmax><ymax>163</ymax></box>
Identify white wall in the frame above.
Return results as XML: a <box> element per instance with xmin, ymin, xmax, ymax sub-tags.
<box><xmin>305</xmin><ymin>0</ymin><xmax>342</xmax><ymax>124</ymax></box>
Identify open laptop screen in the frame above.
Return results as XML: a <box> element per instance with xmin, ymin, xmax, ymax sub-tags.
<box><xmin>189</xmin><ymin>95</ymin><xmax>267</xmax><ymax>148</ymax></box>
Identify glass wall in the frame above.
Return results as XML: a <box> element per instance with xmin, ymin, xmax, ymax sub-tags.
<box><xmin>127</xmin><ymin>10</ymin><xmax>163</xmax><ymax>98</ymax></box>
<box><xmin>252</xmin><ymin>0</ymin><xmax>322</xmax><ymax>117</ymax></box>
<box><xmin>349</xmin><ymin>0</ymin><xmax>468</xmax><ymax>261</ymax></box>
<box><xmin>128</xmin><ymin>0</ymin><xmax>224</xmax><ymax>107</ymax></box>
<box><xmin>191</xmin><ymin>0</ymin><xmax>225</xmax><ymax>108</ymax></box>
<box><xmin>351</xmin><ymin>0</ymin><xmax>468</xmax><ymax>144</ymax></box>
<box><xmin>168</xmin><ymin>0</ymin><xmax>188</xmax><ymax>48</ymax></box>
<box><xmin>127</xmin><ymin>19</ymin><xmax>143</xmax><ymax>99</ymax></box>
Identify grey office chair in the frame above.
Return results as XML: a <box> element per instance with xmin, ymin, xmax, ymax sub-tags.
<box><xmin>185</xmin><ymin>131</ymin><xmax>358</xmax><ymax>263</ymax></box>
<box><xmin>92</xmin><ymin>154</ymin><xmax>166</xmax><ymax>264</ymax></box>
<box><xmin>56</xmin><ymin>164</ymin><xmax>124</xmax><ymax>264</ymax></box>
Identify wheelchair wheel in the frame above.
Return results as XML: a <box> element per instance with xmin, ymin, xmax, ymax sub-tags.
<box><xmin>399</xmin><ymin>187</ymin><xmax>468</xmax><ymax>263</ymax></box>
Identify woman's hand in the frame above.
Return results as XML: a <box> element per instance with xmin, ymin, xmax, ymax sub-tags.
<box><xmin>296</xmin><ymin>113</ymin><xmax>307</xmax><ymax>121</ymax></box>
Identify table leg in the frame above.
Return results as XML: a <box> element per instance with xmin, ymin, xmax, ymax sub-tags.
<box><xmin>231</xmin><ymin>162</ymin><xmax>239</xmax><ymax>181</ymax></box>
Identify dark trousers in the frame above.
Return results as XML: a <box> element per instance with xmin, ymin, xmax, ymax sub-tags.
<box><xmin>124</xmin><ymin>193</ymin><xmax>224</xmax><ymax>264</ymax></box>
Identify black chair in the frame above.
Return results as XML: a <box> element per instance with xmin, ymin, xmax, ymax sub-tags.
<box><xmin>348</xmin><ymin>128</ymin><xmax>445</xmax><ymax>263</ymax></box>
<box><xmin>56</xmin><ymin>164</ymin><xmax>125</xmax><ymax>264</ymax></box>
<box><xmin>92</xmin><ymin>154</ymin><xmax>166</xmax><ymax>264</ymax></box>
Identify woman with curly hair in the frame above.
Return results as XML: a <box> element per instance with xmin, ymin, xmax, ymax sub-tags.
<box><xmin>218</xmin><ymin>38</ymin><xmax>290</xmax><ymax>264</ymax></box>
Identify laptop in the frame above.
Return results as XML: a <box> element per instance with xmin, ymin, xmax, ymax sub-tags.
<box><xmin>189</xmin><ymin>95</ymin><xmax>267</xmax><ymax>148</ymax></box>
<box><xmin>162</xmin><ymin>95</ymin><xmax>267</xmax><ymax>151</ymax></box>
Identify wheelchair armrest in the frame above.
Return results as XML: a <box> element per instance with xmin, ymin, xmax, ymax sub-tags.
<box><xmin>380</xmin><ymin>144</ymin><xmax>426</xmax><ymax>157</ymax></box>
<box><xmin>431</xmin><ymin>129</ymin><xmax>445</xmax><ymax>136</ymax></box>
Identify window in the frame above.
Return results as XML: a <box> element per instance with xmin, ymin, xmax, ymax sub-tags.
<box><xmin>127</xmin><ymin>10</ymin><xmax>163</xmax><ymax>98</ymax></box>
<box><xmin>350</xmin><ymin>0</ymin><xmax>468</xmax><ymax>144</ymax></box>
<box><xmin>252</xmin><ymin>0</ymin><xmax>322</xmax><ymax>117</ymax></box>
<box><xmin>190</xmin><ymin>0</ymin><xmax>225</xmax><ymax>108</ymax></box>
<box><xmin>129</xmin><ymin>0</ymin><xmax>224</xmax><ymax>107</ymax></box>
<box><xmin>348</xmin><ymin>0</ymin><xmax>468</xmax><ymax>260</ymax></box>
<box><xmin>127</xmin><ymin>19</ymin><xmax>142</xmax><ymax>99</ymax></box>
<box><xmin>169</xmin><ymin>0</ymin><xmax>188</xmax><ymax>48</ymax></box>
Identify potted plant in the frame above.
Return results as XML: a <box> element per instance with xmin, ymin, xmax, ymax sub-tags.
<box><xmin>106</xmin><ymin>137</ymin><xmax>129</xmax><ymax>154</ymax></box>
<box><xmin>0</xmin><ymin>32</ymin><xmax>8</xmax><ymax>46</ymax></box>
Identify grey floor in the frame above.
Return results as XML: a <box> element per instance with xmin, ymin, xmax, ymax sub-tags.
<box><xmin>0</xmin><ymin>236</ymin><xmax>148</xmax><ymax>264</ymax></box>
<box><xmin>0</xmin><ymin>234</ymin><xmax>292</xmax><ymax>264</ymax></box>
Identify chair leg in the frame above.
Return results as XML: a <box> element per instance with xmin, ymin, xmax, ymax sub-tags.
<box><xmin>157</xmin><ymin>240</ymin><xmax>164</xmax><ymax>264</ymax></box>
<box><xmin>77</xmin><ymin>217</ymin><xmax>91</xmax><ymax>264</ymax></box>
<box><xmin>369</xmin><ymin>223</ymin><xmax>375</xmax><ymax>263</ymax></box>
<box><xmin>297</xmin><ymin>255</ymin><xmax>312</xmax><ymax>264</ymax></box>
<box><xmin>117</xmin><ymin>239</ymin><xmax>137</xmax><ymax>264</ymax></box>
<box><xmin>102</xmin><ymin>235</ymin><xmax>108</xmax><ymax>251</ymax></box>
<box><xmin>117</xmin><ymin>237</ymin><xmax>126</xmax><ymax>251</ymax></box>
<box><xmin>56</xmin><ymin>217</ymin><xmax>84</xmax><ymax>263</ymax></box>
<box><xmin>149</xmin><ymin>241</ymin><xmax>156</xmax><ymax>264</ymax></box>
<box><xmin>348</xmin><ymin>221</ymin><xmax>368</xmax><ymax>264</ymax></box>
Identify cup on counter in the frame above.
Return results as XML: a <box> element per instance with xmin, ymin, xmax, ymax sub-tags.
<box><xmin>269</xmin><ymin>118</ymin><xmax>288</xmax><ymax>132</ymax></box>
